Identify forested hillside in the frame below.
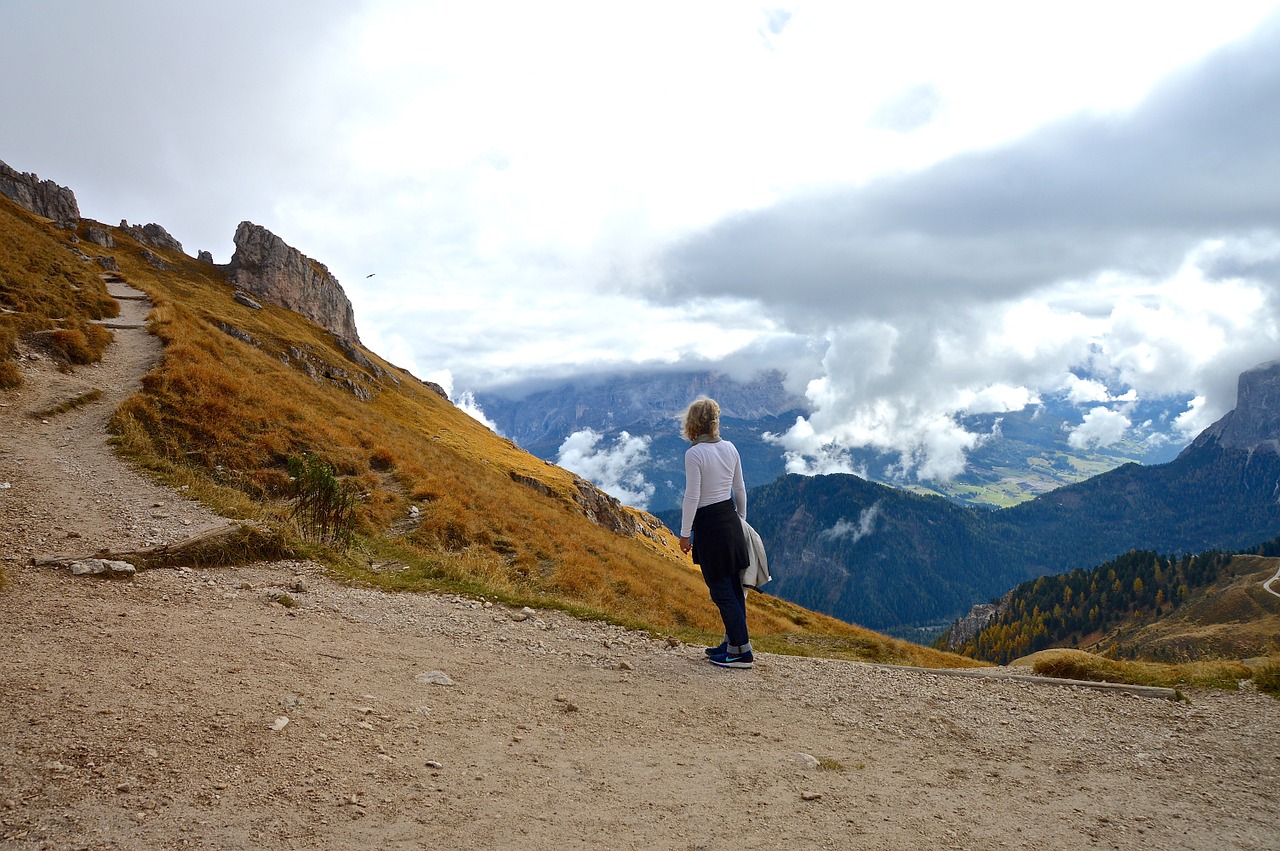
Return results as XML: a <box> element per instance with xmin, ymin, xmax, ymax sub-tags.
<box><xmin>944</xmin><ymin>541</ymin><xmax>1280</xmax><ymax>663</ymax></box>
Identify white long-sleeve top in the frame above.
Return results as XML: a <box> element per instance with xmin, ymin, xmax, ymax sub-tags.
<box><xmin>680</xmin><ymin>439</ymin><xmax>747</xmax><ymax>538</ymax></box>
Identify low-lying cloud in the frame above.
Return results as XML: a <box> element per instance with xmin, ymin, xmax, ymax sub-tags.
<box><xmin>556</xmin><ymin>429</ymin><xmax>655</xmax><ymax>510</ymax></box>
<box><xmin>819</xmin><ymin>501</ymin><xmax>882</xmax><ymax>545</ymax></box>
<box><xmin>1068</xmin><ymin>406</ymin><xmax>1134</xmax><ymax>450</ymax></box>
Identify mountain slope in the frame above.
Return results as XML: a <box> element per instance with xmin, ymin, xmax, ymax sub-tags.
<box><xmin>0</xmin><ymin>174</ymin><xmax>973</xmax><ymax>669</ymax></box>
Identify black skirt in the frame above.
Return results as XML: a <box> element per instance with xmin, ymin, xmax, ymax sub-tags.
<box><xmin>690</xmin><ymin>498</ymin><xmax>748</xmax><ymax>580</ymax></box>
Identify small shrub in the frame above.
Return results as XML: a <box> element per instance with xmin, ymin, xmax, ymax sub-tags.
<box><xmin>288</xmin><ymin>454</ymin><xmax>360</xmax><ymax>547</ymax></box>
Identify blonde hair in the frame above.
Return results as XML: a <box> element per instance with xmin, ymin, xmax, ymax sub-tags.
<box><xmin>682</xmin><ymin>397</ymin><xmax>721</xmax><ymax>442</ymax></box>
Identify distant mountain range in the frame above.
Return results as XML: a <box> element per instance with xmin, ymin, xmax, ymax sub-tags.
<box><xmin>475</xmin><ymin>370</ymin><xmax>808</xmax><ymax>512</ymax></box>
<box><xmin>476</xmin><ymin>369</ymin><xmax>1192</xmax><ymax>513</ymax></box>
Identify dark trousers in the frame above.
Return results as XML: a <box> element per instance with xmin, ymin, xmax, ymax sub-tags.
<box><xmin>691</xmin><ymin>499</ymin><xmax>750</xmax><ymax>650</ymax></box>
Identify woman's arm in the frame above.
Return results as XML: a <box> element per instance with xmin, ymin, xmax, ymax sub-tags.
<box><xmin>679</xmin><ymin>447</ymin><xmax>702</xmax><ymax>538</ymax></box>
<box><xmin>732</xmin><ymin>450</ymin><xmax>746</xmax><ymax>521</ymax></box>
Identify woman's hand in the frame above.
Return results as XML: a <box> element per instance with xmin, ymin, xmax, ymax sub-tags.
<box><xmin>679</xmin><ymin>535</ymin><xmax>691</xmax><ymax>555</ymax></box>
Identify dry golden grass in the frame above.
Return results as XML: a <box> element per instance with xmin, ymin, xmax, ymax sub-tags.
<box><xmin>1020</xmin><ymin>648</ymin><xmax>1274</xmax><ymax>692</ymax></box>
<box><xmin>4</xmin><ymin>209</ymin><xmax>986</xmax><ymax>669</ymax></box>
<box><xmin>0</xmin><ymin>199</ymin><xmax>118</xmax><ymax>386</ymax></box>
<box><xmin>1254</xmin><ymin>658</ymin><xmax>1280</xmax><ymax>696</ymax></box>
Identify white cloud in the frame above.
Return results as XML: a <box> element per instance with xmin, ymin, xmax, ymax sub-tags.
<box><xmin>454</xmin><ymin>391</ymin><xmax>499</xmax><ymax>433</ymax></box>
<box><xmin>819</xmin><ymin>502</ymin><xmax>883</xmax><ymax>544</ymax></box>
<box><xmin>742</xmin><ymin>233</ymin><xmax>1280</xmax><ymax>481</ymax></box>
<box><xmin>1174</xmin><ymin>395</ymin><xmax>1216</xmax><ymax>440</ymax></box>
<box><xmin>1064</xmin><ymin>375</ymin><xmax>1113</xmax><ymax>405</ymax></box>
<box><xmin>555</xmin><ymin>429</ymin><xmax>655</xmax><ymax>509</ymax></box>
<box><xmin>1069</xmin><ymin>407</ymin><xmax>1133</xmax><ymax>449</ymax></box>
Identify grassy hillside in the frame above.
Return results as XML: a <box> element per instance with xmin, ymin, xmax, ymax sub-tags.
<box><xmin>0</xmin><ymin>198</ymin><xmax>117</xmax><ymax>387</ymax></box>
<box><xmin>0</xmin><ymin>195</ymin><xmax>982</xmax><ymax>670</ymax></box>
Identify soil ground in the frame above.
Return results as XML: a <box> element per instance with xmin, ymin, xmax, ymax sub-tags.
<box><xmin>2</xmin><ymin>282</ymin><xmax>1278</xmax><ymax>850</ymax></box>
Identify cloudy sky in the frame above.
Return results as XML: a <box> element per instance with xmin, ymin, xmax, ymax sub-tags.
<box><xmin>5</xmin><ymin>1</ymin><xmax>1280</xmax><ymax>482</ymax></box>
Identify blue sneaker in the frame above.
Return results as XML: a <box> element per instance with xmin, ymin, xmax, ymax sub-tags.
<box><xmin>704</xmin><ymin>641</ymin><xmax>728</xmax><ymax>657</ymax></box>
<box><xmin>708</xmin><ymin>650</ymin><xmax>753</xmax><ymax>669</ymax></box>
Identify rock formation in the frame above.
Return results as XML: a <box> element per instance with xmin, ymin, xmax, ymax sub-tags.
<box><xmin>85</xmin><ymin>226</ymin><xmax>115</xmax><ymax>247</ymax></box>
<box><xmin>119</xmin><ymin>221</ymin><xmax>184</xmax><ymax>253</ymax></box>
<box><xmin>1184</xmin><ymin>359</ymin><xmax>1280</xmax><ymax>457</ymax></box>
<box><xmin>226</xmin><ymin>221</ymin><xmax>361</xmax><ymax>347</ymax></box>
<box><xmin>0</xmin><ymin>160</ymin><xmax>80</xmax><ymax>224</ymax></box>
<box><xmin>940</xmin><ymin>592</ymin><xmax>1012</xmax><ymax>651</ymax></box>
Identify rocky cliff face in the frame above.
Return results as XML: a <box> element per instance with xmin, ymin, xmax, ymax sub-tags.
<box><xmin>0</xmin><ymin>160</ymin><xmax>79</xmax><ymax>223</ymax></box>
<box><xmin>1183</xmin><ymin>359</ymin><xmax>1280</xmax><ymax>457</ymax></box>
<box><xmin>226</xmin><ymin>221</ymin><xmax>360</xmax><ymax>347</ymax></box>
<box><xmin>940</xmin><ymin>592</ymin><xmax>1011</xmax><ymax>651</ymax></box>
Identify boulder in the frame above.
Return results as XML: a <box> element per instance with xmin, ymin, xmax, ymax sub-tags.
<box><xmin>118</xmin><ymin>220</ymin><xmax>183</xmax><ymax>253</ymax></box>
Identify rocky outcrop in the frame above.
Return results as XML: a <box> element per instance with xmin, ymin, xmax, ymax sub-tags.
<box><xmin>940</xmin><ymin>592</ymin><xmax>1012</xmax><ymax>652</ymax></box>
<box><xmin>226</xmin><ymin>221</ymin><xmax>360</xmax><ymax>347</ymax></box>
<box><xmin>118</xmin><ymin>221</ymin><xmax>184</xmax><ymax>253</ymax></box>
<box><xmin>1183</xmin><ymin>359</ymin><xmax>1280</xmax><ymax>457</ymax></box>
<box><xmin>140</xmin><ymin>248</ymin><xmax>170</xmax><ymax>270</ymax></box>
<box><xmin>85</xmin><ymin>226</ymin><xmax>115</xmax><ymax>247</ymax></box>
<box><xmin>0</xmin><ymin>160</ymin><xmax>80</xmax><ymax>224</ymax></box>
<box><xmin>572</xmin><ymin>477</ymin><xmax>643</xmax><ymax>536</ymax></box>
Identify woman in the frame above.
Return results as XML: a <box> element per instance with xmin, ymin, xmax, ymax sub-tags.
<box><xmin>678</xmin><ymin>397</ymin><xmax>753</xmax><ymax>669</ymax></box>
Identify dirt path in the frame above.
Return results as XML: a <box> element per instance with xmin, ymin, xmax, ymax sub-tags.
<box><xmin>2</xmin><ymin>285</ymin><xmax>1279</xmax><ymax>850</ymax></box>
<box><xmin>1264</xmin><ymin>563</ymin><xmax>1280</xmax><ymax>599</ymax></box>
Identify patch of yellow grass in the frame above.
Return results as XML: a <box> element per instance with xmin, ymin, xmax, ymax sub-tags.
<box><xmin>1252</xmin><ymin>657</ymin><xmax>1280</xmax><ymax>696</ymax></box>
<box><xmin>1023</xmin><ymin>648</ymin><xmax>1258</xmax><ymax>691</ymax></box>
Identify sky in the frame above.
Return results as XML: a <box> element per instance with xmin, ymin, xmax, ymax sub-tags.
<box><xmin>5</xmin><ymin>0</ymin><xmax>1280</xmax><ymax>484</ymax></box>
